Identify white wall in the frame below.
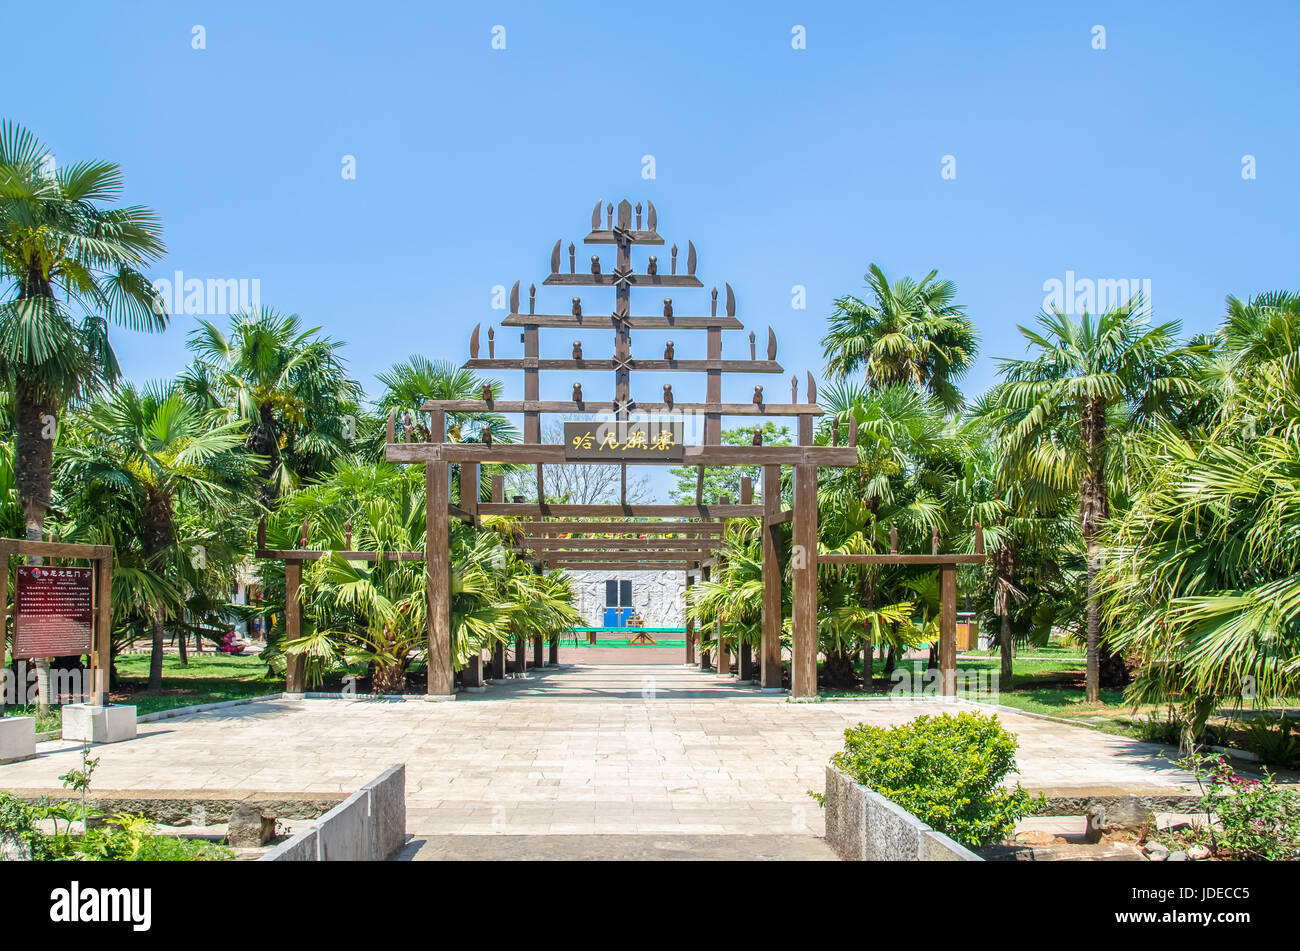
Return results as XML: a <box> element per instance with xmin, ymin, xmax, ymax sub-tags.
<box><xmin>563</xmin><ymin>570</ymin><xmax>686</xmax><ymax>628</ymax></box>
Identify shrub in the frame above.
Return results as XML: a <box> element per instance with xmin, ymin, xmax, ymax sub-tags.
<box><xmin>1239</xmin><ymin>715</ymin><xmax>1300</xmax><ymax>767</ymax></box>
<box><xmin>1178</xmin><ymin>752</ymin><xmax>1300</xmax><ymax>861</ymax></box>
<box><xmin>1129</xmin><ymin>713</ymin><xmax>1184</xmax><ymax>747</ymax></box>
<box><xmin>830</xmin><ymin>711</ymin><xmax>1038</xmax><ymax>847</ymax></box>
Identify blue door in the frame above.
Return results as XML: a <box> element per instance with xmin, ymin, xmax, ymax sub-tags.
<box><xmin>604</xmin><ymin>580</ymin><xmax>632</xmax><ymax>627</ymax></box>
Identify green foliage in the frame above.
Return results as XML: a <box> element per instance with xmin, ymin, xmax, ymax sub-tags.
<box><xmin>830</xmin><ymin>712</ymin><xmax>1039</xmax><ymax>847</ymax></box>
<box><xmin>669</xmin><ymin>422</ymin><xmax>790</xmax><ymax>505</ymax></box>
<box><xmin>1238</xmin><ymin>715</ymin><xmax>1300</xmax><ymax>767</ymax></box>
<box><xmin>1177</xmin><ymin>752</ymin><xmax>1300</xmax><ymax>861</ymax></box>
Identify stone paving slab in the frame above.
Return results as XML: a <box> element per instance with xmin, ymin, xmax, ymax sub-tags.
<box><xmin>395</xmin><ymin>833</ymin><xmax>837</xmax><ymax>860</ymax></box>
<box><xmin>0</xmin><ymin>664</ymin><xmax>1193</xmax><ymax>838</ymax></box>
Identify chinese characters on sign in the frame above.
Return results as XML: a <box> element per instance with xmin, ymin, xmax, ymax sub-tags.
<box><xmin>12</xmin><ymin>566</ymin><xmax>94</xmax><ymax>658</ymax></box>
<box><xmin>563</xmin><ymin>420</ymin><xmax>685</xmax><ymax>461</ymax></box>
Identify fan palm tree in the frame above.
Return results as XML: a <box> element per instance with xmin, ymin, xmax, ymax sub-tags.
<box><xmin>376</xmin><ymin>355</ymin><xmax>516</xmax><ymax>445</ymax></box>
<box><xmin>822</xmin><ymin>265</ymin><xmax>978</xmax><ymax>411</ymax></box>
<box><xmin>0</xmin><ymin>120</ymin><xmax>168</xmax><ymax>540</ymax></box>
<box><xmin>989</xmin><ymin>301</ymin><xmax>1204</xmax><ymax>701</ymax></box>
<box><xmin>61</xmin><ymin>383</ymin><xmax>253</xmax><ymax>692</ymax></box>
<box><xmin>185</xmin><ymin>308</ymin><xmax>361</xmax><ymax>506</ymax></box>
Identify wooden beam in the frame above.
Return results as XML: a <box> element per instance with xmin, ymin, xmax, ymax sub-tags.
<box><xmin>761</xmin><ymin>464</ymin><xmax>783</xmax><ymax>690</ymax></box>
<box><xmin>93</xmin><ymin>555</ymin><xmax>112</xmax><ymax>705</ymax></box>
<box><xmin>519</xmin><ymin>538</ymin><xmax>723</xmax><ymax>550</ymax></box>
<box><xmin>501</xmin><ymin>313</ymin><xmax>744</xmax><ymax>330</ymax></box>
<box><xmin>422</xmin><ymin>399</ymin><xmax>824</xmax><ymax>417</ymax></box>
<box><xmin>0</xmin><ymin>539</ymin><xmax>113</xmax><ymax>560</ymax></box>
<box><xmin>512</xmin><ymin>521</ymin><xmax>725</xmax><ymax>534</ymax></box>
<box><xmin>542</xmin><ymin>273</ymin><xmax>703</xmax><ymax>288</ymax></box>
<box><xmin>387</xmin><ymin>443</ymin><xmax>860</xmax><ymax>467</ymax></box>
<box><xmin>818</xmin><ymin>553</ymin><xmax>986</xmax><ymax>565</ymax></box>
<box><xmin>547</xmin><ymin>550</ymin><xmax>695</xmax><ymax>562</ymax></box>
<box><xmin>551</xmin><ymin>562</ymin><xmax>690</xmax><ymax>572</ymax></box>
<box><xmin>476</xmin><ymin>503</ymin><xmax>764</xmax><ymax>518</ymax></box>
<box><xmin>463</xmin><ymin>358</ymin><xmax>784</xmax><ymax>374</ymax></box>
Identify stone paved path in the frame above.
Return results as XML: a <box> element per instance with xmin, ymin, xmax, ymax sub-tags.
<box><xmin>0</xmin><ymin>664</ymin><xmax>1193</xmax><ymax>839</ymax></box>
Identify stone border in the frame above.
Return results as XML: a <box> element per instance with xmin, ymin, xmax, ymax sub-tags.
<box><xmin>261</xmin><ymin>764</ymin><xmax>406</xmax><ymax>861</ymax></box>
<box><xmin>823</xmin><ymin>765</ymin><xmax>982</xmax><ymax>862</ymax></box>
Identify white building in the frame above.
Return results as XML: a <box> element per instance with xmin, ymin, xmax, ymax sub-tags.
<box><xmin>563</xmin><ymin>570</ymin><xmax>686</xmax><ymax>629</ymax></box>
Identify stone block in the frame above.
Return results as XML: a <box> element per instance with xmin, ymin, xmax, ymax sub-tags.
<box><xmin>314</xmin><ymin>789</ymin><xmax>371</xmax><ymax>861</ymax></box>
<box><xmin>61</xmin><ymin>704</ymin><xmax>137</xmax><ymax>744</ymax></box>
<box><xmin>364</xmin><ymin>764</ymin><xmax>406</xmax><ymax>860</ymax></box>
<box><xmin>0</xmin><ymin>717</ymin><xmax>36</xmax><ymax>763</ymax></box>
<box><xmin>227</xmin><ymin>803</ymin><xmax>276</xmax><ymax>847</ymax></box>
<box><xmin>260</xmin><ymin>828</ymin><xmax>317</xmax><ymax>861</ymax></box>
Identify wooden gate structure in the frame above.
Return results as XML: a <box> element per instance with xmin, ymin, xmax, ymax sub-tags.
<box><xmin>386</xmin><ymin>199</ymin><xmax>861</xmax><ymax>699</ymax></box>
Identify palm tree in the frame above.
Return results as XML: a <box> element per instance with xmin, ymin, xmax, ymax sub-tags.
<box><xmin>62</xmin><ymin>383</ymin><xmax>252</xmax><ymax>692</ymax></box>
<box><xmin>185</xmin><ymin>308</ymin><xmax>361</xmax><ymax>506</ymax></box>
<box><xmin>989</xmin><ymin>301</ymin><xmax>1203</xmax><ymax>701</ymax></box>
<box><xmin>822</xmin><ymin>265</ymin><xmax>978</xmax><ymax>411</ymax></box>
<box><xmin>376</xmin><ymin>355</ymin><xmax>516</xmax><ymax>445</ymax></box>
<box><xmin>0</xmin><ymin>120</ymin><xmax>167</xmax><ymax>541</ymax></box>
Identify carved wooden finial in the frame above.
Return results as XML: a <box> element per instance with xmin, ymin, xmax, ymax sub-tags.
<box><xmin>647</xmin><ymin>201</ymin><xmax>657</xmax><ymax>232</ymax></box>
<box><xmin>572</xmin><ymin>340</ymin><xmax>583</xmax><ymax>360</ymax></box>
<box><xmin>481</xmin><ymin>383</ymin><xmax>492</xmax><ymax>402</ymax></box>
<box><xmin>509</xmin><ymin>281</ymin><xmax>519</xmax><ymax>314</ymax></box>
<box><xmin>635</xmin><ymin>202</ymin><xmax>642</xmax><ymax>229</ymax></box>
<box><xmin>767</xmin><ymin>327</ymin><xmax>778</xmax><ymax>361</ymax></box>
<box><xmin>550</xmin><ymin>239</ymin><xmax>561</xmax><ymax>274</ymax></box>
<box><xmin>663</xmin><ymin>298</ymin><xmax>673</xmax><ymax>318</ymax></box>
<box><xmin>663</xmin><ymin>383</ymin><xmax>673</xmax><ymax>406</ymax></box>
<box><xmin>404</xmin><ymin>413</ymin><xmax>412</xmax><ymax>443</ymax></box>
<box><xmin>606</xmin><ymin>203</ymin><xmax>613</xmax><ymax>229</ymax></box>
<box><xmin>487</xmin><ymin>327</ymin><xmax>495</xmax><ymax>358</ymax></box>
<box><xmin>749</xmin><ymin>331</ymin><xmax>756</xmax><ymax>360</ymax></box>
<box><xmin>687</xmin><ymin>241</ymin><xmax>697</xmax><ymax>275</ymax></box>
<box><xmin>529</xmin><ymin>283</ymin><xmax>536</xmax><ymax>315</ymax></box>
<box><xmin>890</xmin><ymin>525</ymin><xmax>899</xmax><ymax>553</ymax></box>
<box><xmin>568</xmin><ymin>242</ymin><xmax>576</xmax><ymax>274</ymax></box>
<box><xmin>753</xmin><ymin>428</ymin><xmax>763</xmax><ymax>446</ymax></box>
<box><xmin>725</xmin><ymin>283</ymin><xmax>736</xmax><ymax>318</ymax></box>
<box><xmin>344</xmin><ymin>520</ymin><xmax>353</xmax><ymax>550</ymax></box>
<box><xmin>932</xmin><ymin>526</ymin><xmax>939</xmax><ymax>556</ymax></box>
<box><xmin>710</xmin><ymin>287</ymin><xmax>718</xmax><ymax>317</ymax></box>
<box><xmin>849</xmin><ymin>413</ymin><xmax>859</xmax><ymax>447</ymax></box>
<box><xmin>670</xmin><ymin>244</ymin><xmax>678</xmax><ymax>275</ymax></box>
<box><xmin>791</xmin><ymin>375</ymin><xmax>798</xmax><ymax>402</ymax></box>
<box><xmin>572</xmin><ymin>382</ymin><xmax>583</xmax><ymax>403</ymax></box>
<box><xmin>590</xmin><ymin>255</ymin><xmax>601</xmax><ymax>275</ymax></box>
<box><xmin>470</xmin><ymin>323</ymin><xmax>481</xmax><ymax>358</ymax></box>
<box><xmin>664</xmin><ymin>340</ymin><xmax>675</xmax><ymax>360</ymax></box>
<box><xmin>974</xmin><ymin>521</ymin><xmax>984</xmax><ymax>555</ymax></box>
<box><xmin>753</xmin><ymin>385</ymin><xmax>764</xmax><ymax>405</ymax></box>
<box><xmin>386</xmin><ymin>410</ymin><xmax>396</xmax><ymax>444</ymax></box>
<box><xmin>482</xmin><ymin>425</ymin><xmax>492</xmax><ymax>447</ymax></box>
<box><xmin>832</xmin><ymin>417</ymin><xmax>840</xmax><ymax>446</ymax></box>
<box><xmin>591</xmin><ymin>199</ymin><xmax>603</xmax><ymax>231</ymax></box>
<box><xmin>647</xmin><ymin>255</ymin><xmax>657</xmax><ymax>276</ymax></box>
<box><xmin>572</xmin><ymin>297</ymin><xmax>582</xmax><ymax>317</ymax></box>
<box><xmin>300</xmin><ymin>519</ymin><xmax>310</xmax><ymax>549</ymax></box>
<box><xmin>806</xmin><ymin>372</ymin><xmax>817</xmax><ymax>404</ymax></box>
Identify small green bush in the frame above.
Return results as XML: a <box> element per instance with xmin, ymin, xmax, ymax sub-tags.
<box><xmin>1130</xmin><ymin>714</ymin><xmax>1184</xmax><ymax>747</ymax></box>
<box><xmin>1239</xmin><ymin>715</ymin><xmax>1300</xmax><ymax>767</ymax></box>
<box><xmin>830</xmin><ymin>711</ymin><xmax>1038</xmax><ymax>848</ymax></box>
<box><xmin>1178</xmin><ymin>752</ymin><xmax>1300</xmax><ymax>860</ymax></box>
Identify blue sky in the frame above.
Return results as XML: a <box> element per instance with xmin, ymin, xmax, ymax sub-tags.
<box><xmin>4</xmin><ymin>0</ymin><xmax>1297</xmax><ymax>432</ymax></box>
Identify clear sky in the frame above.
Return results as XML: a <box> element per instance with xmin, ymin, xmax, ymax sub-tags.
<box><xmin>4</xmin><ymin>1</ymin><xmax>1297</xmax><ymax>443</ymax></box>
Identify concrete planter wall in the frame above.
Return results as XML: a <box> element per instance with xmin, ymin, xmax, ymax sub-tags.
<box><xmin>823</xmin><ymin>766</ymin><xmax>983</xmax><ymax>862</ymax></box>
<box><xmin>261</xmin><ymin>764</ymin><xmax>406</xmax><ymax>861</ymax></box>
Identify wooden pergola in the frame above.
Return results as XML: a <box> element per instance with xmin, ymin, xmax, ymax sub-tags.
<box><xmin>385</xmin><ymin>199</ymin><xmax>859</xmax><ymax>699</ymax></box>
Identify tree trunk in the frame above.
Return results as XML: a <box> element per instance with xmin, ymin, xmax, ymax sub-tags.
<box><xmin>148</xmin><ymin>610</ymin><xmax>165</xmax><ymax>694</ymax></box>
<box><xmin>177</xmin><ymin>622</ymin><xmax>188</xmax><ymax>666</ymax></box>
<box><xmin>822</xmin><ymin>648</ymin><xmax>855</xmax><ymax>689</ymax></box>
<box><xmin>1080</xmin><ymin>398</ymin><xmax>1108</xmax><ymax>704</ymax></box>
<box><xmin>999</xmin><ymin>609</ymin><xmax>1014</xmax><ymax>688</ymax></box>
<box><xmin>993</xmin><ymin>541</ymin><xmax>1016</xmax><ymax>690</ymax></box>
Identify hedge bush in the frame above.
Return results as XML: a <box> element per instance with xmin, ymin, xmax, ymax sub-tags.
<box><xmin>831</xmin><ymin>711</ymin><xmax>1038</xmax><ymax>847</ymax></box>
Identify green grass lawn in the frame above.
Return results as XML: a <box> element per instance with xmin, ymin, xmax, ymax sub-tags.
<box><xmin>5</xmin><ymin>652</ymin><xmax>282</xmax><ymax>731</ymax></box>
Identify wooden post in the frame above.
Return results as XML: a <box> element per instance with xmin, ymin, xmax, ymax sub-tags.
<box><xmin>548</xmin><ymin>634</ymin><xmax>559</xmax><ymax>666</ymax></box>
<box><xmin>533</xmin><ymin>635</ymin><xmax>543</xmax><ymax>669</ymax></box>
<box><xmin>513</xmin><ymin>634</ymin><xmax>526</xmax><ymax>673</ymax></box>
<box><xmin>736</xmin><ymin>477</ymin><xmax>754</xmax><ymax>680</ymax></box>
<box><xmin>761</xmin><ymin>464</ymin><xmax>783</xmax><ymax>689</ymax></box>
<box><xmin>792</xmin><ymin>415</ymin><xmax>818</xmax><ymax>698</ymax></box>
<box><xmin>0</xmin><ymin>547</ymin><xmax>8</xmax><ymax>713</ymax></box>
<box><xmin>940</xmin><ymin>563</ymin><xmax>957</xmax><ymax>697</ymax></box>
<box><xmin>684</xmin><ymin>573</ymin><xmax>695</xmax><ymax>664</ymax></box>
<box><xmin>715</xmin><ymin>494</ymin><xmax>730</xmax><ymax>676</ymax></box>
<box><xmin>699</xmin><ymin>564</ymin><xmax>712</xmax><ymax>670</ymax></box>
<box><xmin>93</xmin><ymin>554</ymin><xmax>112</xmax><ymax>705</ymax></box>
<box><xmin>426</xmin><ymin>407</ymin><xmax>454</xmax><ymax>697</ymax></box>
<box><xmin>491</xmin><ymin>642</ymin><xmax>505</xmax><ymax>680</ymax></box>
<box><xmin>285</xmin><ymin>561</ymin><xmax>303</xmax><ymax>693</ymax></box>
